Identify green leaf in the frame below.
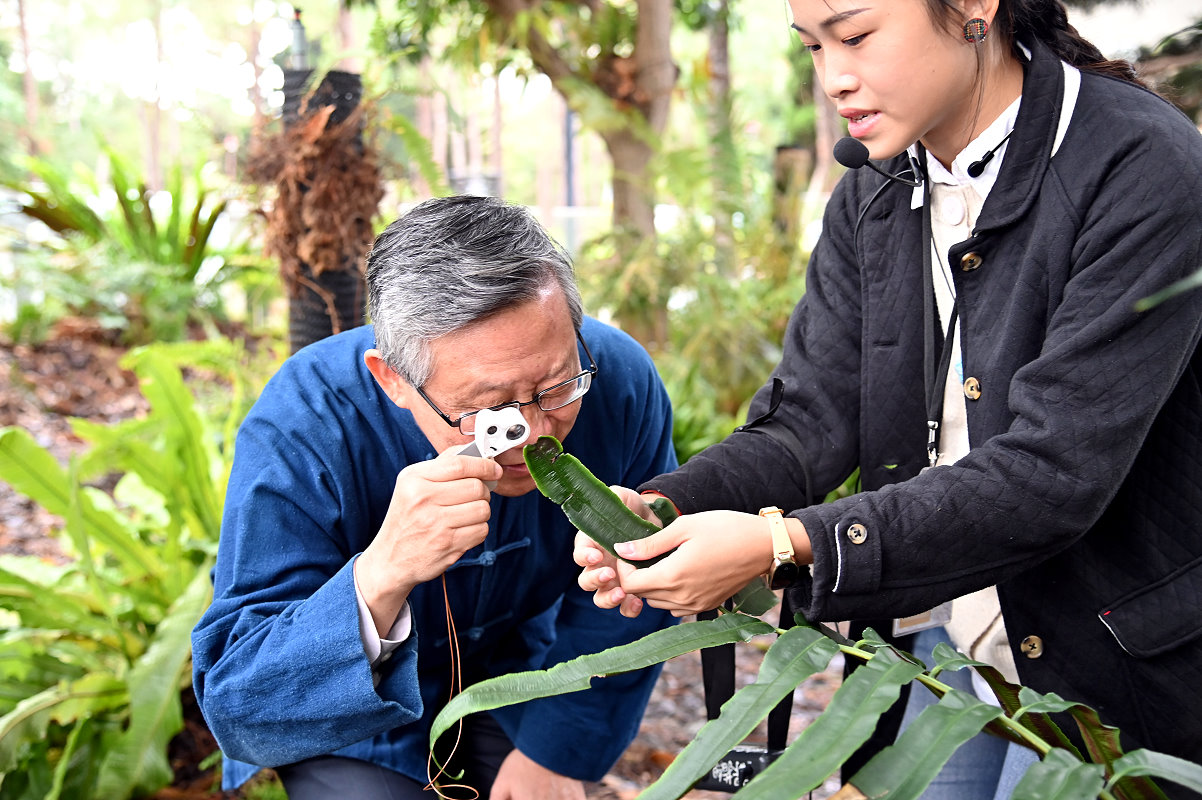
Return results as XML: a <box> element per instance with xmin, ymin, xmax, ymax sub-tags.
<box><xmin>0</xmin><ymin>566</ymin><xmax>122</xmax><ymax>645</ymax></box>
<box><xmin>1066</xmin><ymin>705</ymin><xmax>1169</xmax><ymax>800</ymax></box>
<box><xmin>124</xmin><ymin>347</ymin><xmax>222</xmax><ymax>536</ymax></box>
<box><xmin>0</xmin><ymin>428</ymin><xmax>160</xmax><ymax>579</ymax></box>
<box><xmin>47</xmin><ymin>715</ymin><xmax>90</xmax><ymax>800</ymax></box>
<box><xmin>847</xmin><ymin>689</ymin><xmax>1005</xmax><ymax>800</ymax></box>
<box><xmin>1014</xmin><ymin>686</ymin><xmax>1154</xmax><ymax>795</ymax></box>
<box><xmin>855</xmin><ymin>626</ymin><xmax>891</xmax><ymax>651</ymax></box>
<box><xmin>730</xmin><ymin>648</ymin><xmax>924</xmax><ymax>798</ymax></box>
<box><xmin>933</xmin><ymin>646</ymin><xmax>1080</xmax><ymax>757</ymax></box>
<box><xmin>1110</xmin><ymin>750</ymin><xmax>1202</xmax><ymax>796</ymax></box>
<box><xmin>1133</xmin><ymin>267</ymin><xmax>1202</xmax><ymax>311</ymax></box>
<box><xmin>429</xmin><ymin>613</ymin><xmax>773</xmax><ymax>750</ymax></box>
<box><xmin>640</xmin><ymin>627</ymin><xmax>839</xmax><ymax>800</ymax></box>
<box><xmin>1012</xmin><ymin>748</ymin><xmax>1105</xmax><ymax>800</ymax></box>
<box><xmin>94</xmin><ymin>563</ymin><xmax>214</xmax><ymax>798</ymax></box>
<box><xmin>729</xmin><ymin>578</ymin><xmax>779</xmax><ymax>617</ymax></box>
<box><xmin>0</xmin><ymin>674</ymin><xmax>127</xmax><ymax>773</ymax></box>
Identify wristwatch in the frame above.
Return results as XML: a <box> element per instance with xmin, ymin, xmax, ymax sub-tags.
<box><xmin>760</xmin><ymin>506</ymin><xmax>800</xmax><ymax>590</ymax></box>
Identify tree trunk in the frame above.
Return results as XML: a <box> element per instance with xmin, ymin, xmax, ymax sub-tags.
<box><xmin>602</xmin><ymin>127</ymin><xmax>666</xmax><ymax>350</ymax></box>
<box><xmin>480</xmin><ymin>0</ymin><xmax>676</xmax><ymax>351</ymax></box>
<box><xmin>805</xmin><ymin>86</ymin><xmax>843</xmax><ymax>204</ymax></box>
<box><xmin>279</xmin><ymin>69</ymin><xmax>374</xmax><ymax>354</ymax></box>
<box><xmin>247</xmin><ymin>20</ymin><xmax>267</xmax><ymax>130</ymax></box>
<box><xmin>770</xmin><ymin>145</ymin><xmax>812</xmax><ymax>280</ymax></box>
<box><xmin>145</xmin><ymin>0</ymin><xmax>163</xmax><ymax>192</ymax></box>
<box><xmin>707</xmin><ymin>0</ymin><xmax>738</xmax><ymax>277</ymax></box>
<box><xmin>602</xmin><ymin>0</ymin><xmax>675</xmax><ymax>352</ymax></box>
<box><xmin>338</xmin><ymin>1</ymin><xmax>362</xmax><ymax>73</ymax></box>
<box><xmin>17</xmin><ymin>0</ymin><xmax>38</xmax><ymax>157</ymax></box>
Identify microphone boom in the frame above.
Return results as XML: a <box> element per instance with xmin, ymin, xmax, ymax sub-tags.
<box><xmin>834</xmin><ymin>137</ymin><xmax>922</xmax><ymax>188</ymax></box>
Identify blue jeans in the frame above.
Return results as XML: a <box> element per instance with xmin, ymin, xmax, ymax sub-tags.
<box><xmin>898</xmin><ymin>627</ymin><xmax>1038</xmax><ymax>800</ymax></box>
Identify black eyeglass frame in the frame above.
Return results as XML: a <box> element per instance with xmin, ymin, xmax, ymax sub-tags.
<box><xmin>416</xmin><ymin>331</ymin><xmax>597</xmax><ymax>435</ymax></box>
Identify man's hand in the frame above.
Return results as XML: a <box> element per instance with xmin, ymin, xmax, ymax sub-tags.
<box><xmin>490</xmin><ymin>749</ymin><xmax>585</xmax><ymax>800</ymax></box>
<box><xmin>355</xmin><ymin>446</ymin><xmax>503</xmax><ymax>636</ymax></box>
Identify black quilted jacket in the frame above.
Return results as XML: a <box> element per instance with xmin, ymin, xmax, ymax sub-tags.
<box><xmin>645</xmin><ymin>39</ymin><xmax>1202</xmax><ymax>767</ymax></box>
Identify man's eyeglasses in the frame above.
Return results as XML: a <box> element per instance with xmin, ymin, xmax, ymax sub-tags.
<box><xmin>416</xmin><ymin>332</ymin><xmax>597</xmax><ymax>436</ymax></box>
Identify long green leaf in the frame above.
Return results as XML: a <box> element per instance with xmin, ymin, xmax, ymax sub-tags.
<box><xmin>1012</xmin><ymin>748</ymin><xmax>1105</xmax><ymax>800</ymax></box>
<box><xmin>847</xmin><ymin>689</ymin><xmax>1004</xmax><ymax>800</ymax></box>
<box><xmin>640</xmin><ymin>626</ymin><xmax>839</xmax><ymax>800</ymax></box>
<box><xmin>429</xmin><ymin>614</ymin><xmax>773</xmax><ymax>749</ymax></box>
<box><xmin>188</xmin><ymin>198</ymin><xmax>228</xmax><ymax>277</ymax></box>
<box><xmin>0</xmin><ymin>674</ymin><xmax>126</xmax><ymax>773</ymax></box>
<box><xmin>0</xmin><ymin>428</ymin><xmax>160</xmax><ymax>579</ymax></box>
<box><xmin>380</xmin><ymin>109</ymin><xmax>451</xmax><ymax>196</ymax></box>
<box><xmin>932</xmin><ymin>643</ymin><xmax>1081</xmax><ymax>757</ymax></box>
<box><xmin>730</xmin><ymin>648</ymin><xmax>924</xmax><ymax>799</ymax></box>
<box><xmin>1067</xmin><ymin>705</ymin><xmax>1168</xmax><ymax>800</ymax></box>
<box><xmin>125</xmin><ymin>348</ymin><xmax>222</xmax><ymax>536</ymax></box>
<box><xmin>47</xmin><ymin>715</ymin><xmax>89</xmax><ymax>800</ymax></box>
<box><xmin>105</xmin><ymin>149</ymin><xmax>147</xmax><ymax>259</ymax></box>
<box><xmin>0</xmin><ymin>567</ymin><xmax>125</xmax><ymax>647</ymax></box>
<box><xmin>1109</xmin><ymin>751</ymin><xmax>1202</xmax><ymax>796</ymax></box>
<box><xmin>1012</xmin><ymin>689</ymin><xmax>1172</xmax><ymax>800</ymax></box>
<box><xmin>165</xmin><ymin>165</ymin><xmax>184</xmax><ymax>264</ymax></box>
<box><xmin>94</xmin><ymin>564</ymin><xmax>214</xmax><ymax>798</ymax></box>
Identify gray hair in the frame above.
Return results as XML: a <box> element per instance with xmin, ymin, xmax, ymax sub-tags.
<box><xmin>366</xmin><ymin>195</ymin><xmax>584</xmax><ymax>387</ymax></box>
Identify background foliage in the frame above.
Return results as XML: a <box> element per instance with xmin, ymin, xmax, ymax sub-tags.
<box><xmin>0</xmin><ymin>0</ymin><xmax>1200</xmax><ymax>796</ymax></box>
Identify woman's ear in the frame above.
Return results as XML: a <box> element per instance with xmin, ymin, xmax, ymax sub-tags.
<box><xmin>364</xmin><ymin>349</ymin><xmax>415</xmax><ymax>409</ymax></box>
<box><xmin>961</xmin><ymin>0</ymin><xmax>1002</xmax><ymax>28</ymax></box>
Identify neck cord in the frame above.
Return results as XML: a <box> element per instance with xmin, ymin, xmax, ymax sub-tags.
<box><xmin>920</xmin><ymin>159</ymin><xmax>960</xmax><ymax>471</ymax></box>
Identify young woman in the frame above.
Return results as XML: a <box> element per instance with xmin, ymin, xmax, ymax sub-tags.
<box><xmin>575</xmin><ymin>1</ymin><xmax>1202</xmax><ymax>797</ymax></box>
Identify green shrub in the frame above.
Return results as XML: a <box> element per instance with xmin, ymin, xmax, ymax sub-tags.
<box><xmin>0</xmin><ymin>152</ymin><xmax>260</xmax><ymax>346</ymax></box>
<box><xmin>0</xmin><ymin>339</ymin><xmax>265</xmax><ymax>798</ymax></box>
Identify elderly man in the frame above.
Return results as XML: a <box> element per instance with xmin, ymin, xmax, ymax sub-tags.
<box><xmin>192</xmin><ymin>195</ymin><xmax>677</xmax><ymax>799</ymax></box>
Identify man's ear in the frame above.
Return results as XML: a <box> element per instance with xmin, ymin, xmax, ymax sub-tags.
<box><xmin>364</xmin><ymin>349</ymin><xmax>415</xmax><ymax>409</ymax></box>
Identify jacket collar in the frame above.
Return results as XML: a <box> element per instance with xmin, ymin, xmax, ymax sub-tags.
<box><xmin>904</xmin><ymin>39</ymin><xmax>1079</xmax><ymax>231</ymax></box>
<box><xmin>979</xmin><ymin>37</ymin><xmax>1068</xmax><ymax>231</ymax></box>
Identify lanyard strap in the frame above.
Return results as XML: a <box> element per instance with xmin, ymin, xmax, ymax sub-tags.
<box><xmin>921</xmin><ymin>171</ymin><xmax>960</xmax><ymax>470</ymax></box>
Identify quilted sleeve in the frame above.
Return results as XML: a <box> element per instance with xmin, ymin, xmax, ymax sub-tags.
<box><xmin>642</xmin><ymin>170</ymin><xmax>877</xmax><ymax>513</ymax></box>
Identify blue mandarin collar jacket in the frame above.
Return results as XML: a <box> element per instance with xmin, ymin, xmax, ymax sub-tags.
<box><xmin>192</xmin><ymin>318</ymin><xmax>677</xmax><ymax>789</ymax></box>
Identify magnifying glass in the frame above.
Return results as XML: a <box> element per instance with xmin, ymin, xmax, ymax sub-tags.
<box><xmin>456</xmin><ymin>405</ymin><xmax>531</xmax><ymax>489</ymax></box>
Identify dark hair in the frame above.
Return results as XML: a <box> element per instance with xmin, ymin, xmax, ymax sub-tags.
<box><xmin>925</xmin><ymin>0</ymin><xmax>1144</xmax><ymax>86</ymax></box>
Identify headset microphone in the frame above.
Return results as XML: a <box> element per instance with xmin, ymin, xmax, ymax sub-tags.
<box><xmin>966</xmin><ymin>130</ymin><xmax>1014</xmax><ymax>178</ymax></box>
<box><xmin>834</xmin><ymin>137</ymin><xmax>922</xmax><ymax>187</ymax></box>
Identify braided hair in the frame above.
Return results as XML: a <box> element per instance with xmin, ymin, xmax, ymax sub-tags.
<box><xmin>925</xmin><ymin>0</ymin><xmax>1145</xmax><ymax>86</ymax></box>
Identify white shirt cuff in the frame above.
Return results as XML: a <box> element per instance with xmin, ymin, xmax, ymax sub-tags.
<box><xmin>354</xmin><ymin>567</ymin><xmax>412</xmax><ymax>666</ymax></box>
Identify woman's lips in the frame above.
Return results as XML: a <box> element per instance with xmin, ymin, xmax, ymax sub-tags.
<box><xmin>843</xmin><ymin>110</ymin><xmax>880</xmax><ymax>138</ymax></box>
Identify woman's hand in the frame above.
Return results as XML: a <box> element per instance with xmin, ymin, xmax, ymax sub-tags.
<box><xmin>580</xmin><ymin>508</ymin><xmax>788</xmax><ymax>618</ymax></box>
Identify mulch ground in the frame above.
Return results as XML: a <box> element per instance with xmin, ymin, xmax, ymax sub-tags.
<box><xmin>0</xmin><ymin>325</ymin><xmax>843</xmax><ymax>799</ymax></box>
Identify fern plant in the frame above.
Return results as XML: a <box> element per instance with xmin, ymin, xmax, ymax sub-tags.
<box><xmin>0</xmin><ymin>340</ymin><xmax>257</xmax><ymax>798</ymax></box>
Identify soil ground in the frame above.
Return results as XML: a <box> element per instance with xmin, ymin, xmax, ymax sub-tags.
<box><xmin>0</xmin><ymin>327</ymin><xmax>843</xmax><ymax>799</ymax></box>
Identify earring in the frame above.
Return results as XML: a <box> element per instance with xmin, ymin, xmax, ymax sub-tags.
<box><xmin>963</xmin><ymin>18</ymin><xmax>988</xmax><ymax>43</ymax></box>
